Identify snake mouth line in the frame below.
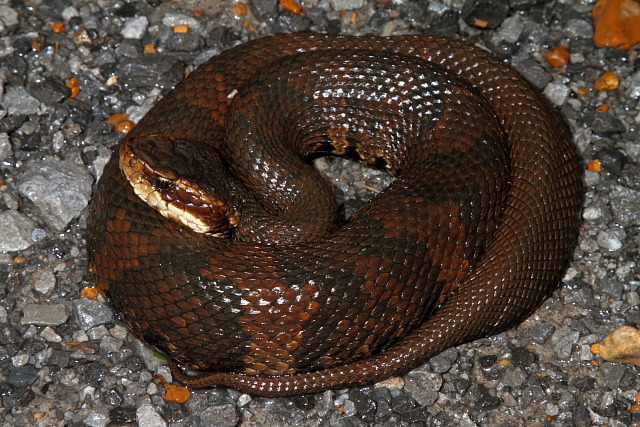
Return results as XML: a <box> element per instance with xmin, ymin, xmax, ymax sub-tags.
<box><xmin>119</xmin><ymin>136</ymin><xmax>240</xmax><ymax>237</ymax></box>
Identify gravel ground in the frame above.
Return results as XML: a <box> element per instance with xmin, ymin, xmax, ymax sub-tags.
<box><xmin>1</xmin><ymin>0</ymin><xmax>639</xmax><ymax>426</ymax></box>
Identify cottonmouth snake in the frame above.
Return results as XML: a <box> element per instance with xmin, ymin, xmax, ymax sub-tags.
<box><xmin>87</xmin><ymin>33</ymin><xmax>583</xmax><ymax>396</ymax></box>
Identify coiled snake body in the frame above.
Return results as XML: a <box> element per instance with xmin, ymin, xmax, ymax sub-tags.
<box><xmin>87</xmin><ymin>33</ymin><xmax>583</xmax><ymax>396</ymax></box>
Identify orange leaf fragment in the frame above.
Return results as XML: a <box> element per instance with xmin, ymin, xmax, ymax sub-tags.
<box><xmin>595</xmin><ymin>104</ymin><xmax>609</xmax><ymax>112</ymax></box>
<box><xmin>108</xmin><ymin>113</ymin><xmax>134</xmax><ymax>134</ymax></box>
<box><xmin>594</xmin><ymin>71</ymin><xmax>619</xmax><ymax>91</ymax></box>
<box><xmin>107</xmin><ymin>113</ymin><xmax>129</xmax><ymax>127</ymax></box>
<box><xmin>280</xmin><ymin>0</ymin><xmax>303</xmax><ymax>15</ymax></box>
<box><xmin>577</xmin><ymin>87</ymin><xmax>589</xmax><ymax>95</ymax></box>
<box><xmin>587</xmin><ymin>159</ymin><xmax>602</xmax><ymax>172</ymax></box>
<box><xmin>592</xmin><ymin>0</ymin><xmax>640</xmax><ymax>49</ymax></box>
<box><xmin>173</xmin><ymin>24</ymin><xmax>189</xmax><ymax>33</ymax></box>
<box><xmin>545</xmin><ymin>45</ymin><xmax>570</xmax><ymax>67</ymax></box>
<box><xmin>52</xmin><ymin>22</ymin><xmax>65</xmax><ymax>33</ymax></box>
<box><xmin>473</xmin><ymin>18</ymin><xmax>488</xmax><ymax>28</ymax></box>
<box><xmin>66</xmin><ymin>77</ymin><xmax>80</xmax><ymax>98</ymax></box>
<box><xmin>232</xmin><ymin>2</ymin><xmax>248</xmax><ymax>17</ymax></box>
<box><xmin>80</xmin><ymin>287</ymin><xmax>100</xmax><ymax>300</ymax></box>
<box><xmin>143</xmin><ymin>44</ymin><xmax>157</xmax><ymax>54</ymax></box>
<box><xmin>163</xmin><ymin>384</ymin><xmax>191</xmax><ymax>403</ymax></box>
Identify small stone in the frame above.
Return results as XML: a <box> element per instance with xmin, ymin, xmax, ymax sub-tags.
<box><xmin>0</xmin><ymin>211</ymin><xmax>36</xmax><ymax>251</ymax></box>
<box><xmin>119</xmin><ymin>56</ymin><xmax>185</xmax><ymax>90</ymax></box>
<box><xmin>40</xmin><ymin>326</ymin><xmax>63</xmax><ymax>343</ymax></box>
<box><xmin>0</xmin><ymin>132</ymin><xmax>12</xmax><ymax>161</ymax></box>
<box><xmin>0</xmin><ymin>5</ymin><xmax>19</xmax><ymax>27</ymax></box>
<box><xmin>586</xmin><ymin>111</ymin><xmax>626</xmax><ymax>136</ymax></box>
<box><xmin>61</xmin><ymin>6</ymin><xmax>79</xmax><ymax>21</ymax></box>
<box><xmin>596</xmin><ymin>228</ymin><xmax>625</xmax><ymax>251</ymax></box>
<box><xmin>199</xmin><ymin>404</ymin><xmax>239</xmax><ymax>427</ymax></box>
<box><xmin>461</xmin><ymin>0</ymin><xmax>509</xmax><ymax>29</ymax></box>
<box><xmin>12</xmin><ymin>353</ymin><xmax>29</xmax><ymax>367</ymax></box>
<box><xmin>609</xmin><ymin>185</ymin><xmax>640</xmax><ymax>226</ymax></box>
<box><xmin>73</xmin><ymin>299</ymin><xmax>114</xmax><ymax>331</ymax></box>
<box><xmin>502</xmin><ymin>367</ymin><xmax>528</xmax><ymax>387</ymax></box>
<box><xmin>21</xmin><ymin>304</ymin><xmax>69</xmax><ymax>326</ymax></box>
<box><xmin>563</xmin><ymin>18</ymin><xmax>593</xmax><ymax>39</ymax></box>
<box><xmin>16</xmin><ymin>157</ymin><xmax>94</xmax><ymax>232</ymax></box>
<box><xmin>403</xmin><ymin>371</ymin><xmax>442</xmax><ymax>406</ymax></box>
<box><xmin>121</xmin><ymin>16</ymin><xmax>148</xmax><ymax>39</ymax></box>
<box><xmin>99</xmin><ymin>336</ymin><xmax>123</xmax><ymax>354</ymax></box>
<box><xmin>34</xmin><ymin>270</ymin><xmax>56</xmax><ymax>295</ymax></box>
<box><xmin>237</xmin><ymin>393</ymin><xmax>251</xmax><ymax>407</ymax></box>
<box><xmin>3</xmin><ymin>86</ymin><xmax>41</xmax><ymax>115</ymax></box>
<box><xmin>551</xmin><ymin>325</ymin><xmax>580</xmax><ymax>359</ymax></box>
<box><xmin>497</xmin><ymin>16</ymin><xmax>524</xmax><ymax>44</ymax></box>
<box><xmin>328</xmin><ymin>0</ymin><xmax>367</xmax><ymax>11</ymax></box>
<box><xmin>83</xmin><ymin>407</ymin><xmax>110</xmax><ymax>427</ymax></box>
<box><xmin>7</xmin><ymin>364</ymin><xmax>38</xmax><ymax>387</ymax></box>
<box><xmin>161</xmin><ymin>13</ymin><xmax>202</xmax><ymax>33</ymax></box>
<box><xmin>136</xmin><ymin>397</ymin><xmax>167</xmax><ymax>427</ymax></box>
<box><xmin>543</xmin><ymin>82</ymin><xmax>571</xmax><ymax>106</ymax></box>
<box><xmin>27</xmin><ymin>78</ymin><xmax>72</xmax><ymax>104</ymax></box>
<box><xmin>429</xmin><ymin>347</ymin><xmax>458</xmax><ymax>373</ymax></box>
<box><xmin>528</xmin><ymin>322</ymin><xmax>555</xmax><ymax>344</ymax></box>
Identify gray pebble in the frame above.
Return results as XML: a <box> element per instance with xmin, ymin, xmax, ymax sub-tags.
<box><xmin>136</xmin><ymin>397</ymin><xmax>167</xmax><ymax>427</ymax></box>
<box><xmin>83</xmin><ymin>407</ymin><xmax>110</xmax><ymax>427</ymax></box>
<box><xmin>502</xmin><ymin>367</ymin><xmax>528</xmax><ymax>387</ymax></box>
<box><xmin>429</xmin><ymin>348</ymin><xmax>458</xmax><ymax>373</ymax></box>
<box><xmin>543</xmin><ymin>82</ymin><xmax>571</xmax><ymax>106</ymax></box>
<box><xmin>121</xmin><ymin>16</ymin><xmax>148</xmax><ymax>39</ymax></box>
<box><xmin>73</xmin><ymin>298</ymin><xmax>114</xmax><ymax>331</ymax></box>
<box><xmin>27</xmin><ymin>78</ymin><xmax>71</xmax><ymax>104</ymax></box>
<box><xmin>551</xmin><ymin>325</ymin><xmax>580</xmax><ymax>359</ymax></box>
<box><xmin>527</xmin><ymin>322</ymin><xmax>555</xmax><ymax>345</ymax></box>
<box><xmin>16</xmin><ymin>157</ymin><xmax>93</xmax><ymax>232</ymax></box>
<box><xmin>0</xmin><ymin>4</ymin><xmax>19</xmax><ymax>27</ymax></box>
<box><xmin>0</xmin><ymin>132</ymin><xmax>12</xmax><ymax>161</ymax></box>
<box><xmin>0</xmin><ymin>210</ymin><xmax>36</xmax><ymax>251</ymax></box>
<box><xmin>587</xmin><ymin>111</ymin><xmax>627</xmax><ymax>136</ymax></box>
<box><xmin>328</xmin><ymin>0</ymin><xmax>367</xmax><ymax>11</ymax></box>
<box><xmin>119</xmin><ymin>56</ymin><xmax>185</xmax><ymax>89</ymax></box>
<box><xmin>21</xmin><ymin>303</ymin><xmax>69</xmax><ymax>326</ymax></box>
<box><xmin>402</xmin><ymin>371</ymin><xmax>442</xmax><ymax>406</ymax></box>
<box><xmin>596</xmin><ymin>228</ymin><xmax>625</xmax><ymax>251</ymax></box>
<box><xmin>601</xmin><ymin>363</ymin><xmax>626</xmax><ymax>391</ymax></box>
<box><xmin>563</xmin><ymin>19</ymin><xmax>593</xmax><ymax>39</ymax></box>
<box><xmin>609</xmin><ymin>185</ymin><xmax>640</xmax><ymax>226</ymax></box>
<box><xmin>34</xmin><ymin>269</ymin><xmax>56</xmax><ymax>294</ymax></box>
<box><xmin>7</xmin><ymin>364</ymin><xmax>38</xmax><ymax>388</ymax></box>
<box><xmin>3</xmin><ymin>86</ymin><xmax>41</xmax><ymax>115</ymax></box>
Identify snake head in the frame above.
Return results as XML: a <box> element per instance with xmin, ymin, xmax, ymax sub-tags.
<box><xmin>119</xmin><ymin>134</ymin><xmax>241</xmax><ymax>237</ymax></box>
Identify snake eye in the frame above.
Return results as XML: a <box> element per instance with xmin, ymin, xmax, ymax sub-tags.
<box><xmin>152</xmin><ymin>177</ymin><xmax>173</xmax><ymax>195</ymax></box>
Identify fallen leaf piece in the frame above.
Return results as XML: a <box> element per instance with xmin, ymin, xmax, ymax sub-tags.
<box><xmin>594</xmin><ymin>71</ymin><xmax>619</xmax><ymax>91</ymax></box>
<box><xmin>545</xmin><ymin>45</ymin><xmax>570</xmax><ymax>67</ymax></box>
<box><xmin>280</xmin><ymin>0</ymin><xmax>303</xmax><ymax>15</ymax></box>
<box><xmin>232</xmin><ymin>2</ymin><xmax>248</xmax><ymax>17</ymax></box>
<box><xmin>80</xmin><ymin>287</ymin><xmax>100</xmax><ymax>300</ymax></box>
<box><xmin>592</xmin><ymin>0</ymin><xmax>640</xmax><ymax>49</ymax></box>
<box><xmin>592</xmin><ymin>326</ymin><xmax>640</xmax><ymax>366</ymax></box>
<box><xmin>587</xmin><ymin>159</ymin><xmax>602</xmax><ymax>172</ymax></box>
<box><xmin>163</xmin><ymin>384</ymin><xmax>191</xmax><ymax>403</ymax></box>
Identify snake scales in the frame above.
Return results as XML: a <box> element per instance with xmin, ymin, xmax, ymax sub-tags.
<box><xmin>87</xmin><ymin>33</ymin><xmax>583</xmax><ymax>396</ymax></box>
